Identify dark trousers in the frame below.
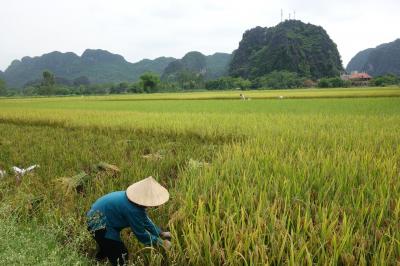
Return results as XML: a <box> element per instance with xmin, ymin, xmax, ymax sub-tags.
<box><xmin>92</xmin><ymin>228</ymin><xmax>128</xmax><ymax>266</ymax></box>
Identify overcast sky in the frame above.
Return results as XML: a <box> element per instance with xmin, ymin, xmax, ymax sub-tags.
<box><xmin>0</xmin><ymin>0</ymin><xmax>399</xmax><ymax>71</ymax></box>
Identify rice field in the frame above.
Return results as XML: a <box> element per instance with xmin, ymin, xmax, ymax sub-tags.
<box><xmin>0</xmin><ymin>88</ymin><xmax>399</xmax><ymax>265</ymax></box>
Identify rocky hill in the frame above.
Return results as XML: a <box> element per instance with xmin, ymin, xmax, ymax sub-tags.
<box><xmin>229</xmin><ymin>20</ymin><xmax>343</xmax><ymax>79</ymax></box>
<box><xmin>3</xmin><ymin>49</ymin><xmax>176</xmax><ymax>88</ymax></box>
<box><xmin>346</xmin><ymin>39</ymin><xmax>400</xmax><ymax>76</ymax></box>
<box><xmin>161</xmin><ymin>52</ymin><xmax>231</xmax><ymax>81</ymax></box>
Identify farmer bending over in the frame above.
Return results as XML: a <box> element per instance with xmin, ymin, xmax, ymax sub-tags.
<box><xmin>87</xmin><ymin>176</ymin><xmax>171</xmax><ymax>266</ymax></box>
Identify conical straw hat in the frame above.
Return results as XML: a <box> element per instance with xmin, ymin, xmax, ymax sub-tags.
<box><xmin>126</xmin><ymin>176</ymin><xmax>169</xmax><ymax>207</ymax></box>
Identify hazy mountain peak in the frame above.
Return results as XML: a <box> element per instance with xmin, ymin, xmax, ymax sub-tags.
<box><xmin>81</xmin><ymin>49</ymin><xmax>127</xmax><ymax>63</ymax></box>
<box><xmin>207</xmin><ymin>52</ymin><xmax>231</xmax><ymax>57</ymax></box>
<box><xmin>183</xmin><ymin>51</ymin><xmax>205</xmax><ymax>58</ymax></box>
<box><xmin>346</xmin><ymin>38</ymin><xmax>400</xmax><ymax>76</ymax></box>
<box><xmin>162</xmin><ymin>51</ymin><xmax>231</xmax><ymax>81</ymax></box>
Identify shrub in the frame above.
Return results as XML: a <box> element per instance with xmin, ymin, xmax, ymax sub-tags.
<box><xmin>205</xmin><ymin>77</ymin><xmax>251</xmax><ymax>90</ymax></box>
<box><xmin>318</xmin><ymin>78</ymin><xmax>331</xmax><ymax>88</ymax></box>
<box><xmin>259</xmin><ymin>71</ymin><xmax>304</xmax><ymax>89</ymax></box>
<box><xmin>371</xmin><ymin>74</ymin><xmax>399</xmax><ymax>86</ymax></box>
<box><xmin>318</xmin><ymin>77</ymin><xmax>349</xmax><ymax>88</ymax></box>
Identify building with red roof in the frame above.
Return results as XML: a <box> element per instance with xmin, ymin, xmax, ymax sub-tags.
<box><xmin>349</xmin><ymin>72</ymin><xmax>372</xmax><ymax>80</ymax></box>
<box><xmin>340</xmin><ymin>71</ymin><xmax>372</xmax><ymax>85</ymax></box>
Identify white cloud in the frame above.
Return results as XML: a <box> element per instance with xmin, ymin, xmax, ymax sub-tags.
<box><xmin>0</xmin><ymin>0</ymin><xmax>399</xmax><ymax>70</ymax></box>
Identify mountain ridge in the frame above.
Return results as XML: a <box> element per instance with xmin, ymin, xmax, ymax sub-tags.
<box><xmin>3</xmin><ymin>49</ymin><xmax>233</xmax><ymax>88</ymax></box>
<box><xmin>2</xmin><ymin>49</ymin><xmax>177</xmax><ymax>88</ymax></box>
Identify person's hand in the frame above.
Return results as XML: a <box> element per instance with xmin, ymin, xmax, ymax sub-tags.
<box><xmin>160</xmin><ymin>231</ymin><xmax>171</xmax><ymax>240</ymax></box>
<box><xmin>163</xmin><ymin>239</ymin><xmax>172</xmax><ymax>249</ymax></box>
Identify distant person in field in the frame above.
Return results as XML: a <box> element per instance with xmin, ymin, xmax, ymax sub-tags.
<box><xmin>240</xmin><ymin>93</ymin><xmax>246</xmax><ymax>100</ymax></box>
<box><xmin>86</xmin><ymin>176</ymin><xmax>171</xmax><ymax>266</ymax></box>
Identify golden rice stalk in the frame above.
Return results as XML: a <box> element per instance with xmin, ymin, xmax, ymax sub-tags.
<box><xmin>142</xmin><ymin>152</ymin><xmax>164</xmax><ymax>161</ymax></box>
<box><xmin>58</xmin><ymin>171</ymin><xmax>90</xmax><ymax>194</ymax></box>
<box><xmin>188</xmin><ymin>158</ymin><xmax>210</xmax><ymax>170</ymax></box>
<box><xmin>96</xmin><ymin>162</ymin><xmax>120</xmax><ymax>173</ymax></box>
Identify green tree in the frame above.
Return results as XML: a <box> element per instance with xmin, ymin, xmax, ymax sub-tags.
<box><xmin>234</xmin><ymin>77</ymin><xmax>252</xmax><ymax>90</ymax></box>
<box><xmin>37</xmin><ymin>71</ymin><xmax>56</xmax><ymax>95</ymax></box>
<box><xmin>53</xmin><ymin>86</ymin><xmax>70</xmax><ymax>95</ymax></box>
<box><xmin>205</xmin><ymin>77</ymin><xmax>252</xmax><ymax>90</ymax></box>
<box><xmin>173</xmin><ymin>70</ymin><xmax>205</xmax><ymax>90</ymax></box>
<box><xmin>329</xmin><ymin>77</ymin><xmax>345</xmax><ymax>87</ymax></box>
<box><xmin>259</xmin><ymin>71</ymin><xmax>304</xmax><ymax>89</ymax></box>
<box><xmin>317</xmin><ymin>77</ymin><xmax>349</xmax><ymax>88</ymax></box>
<box><xmin>140</xmin><ymin>73</ymin><xmax>160</xmax><ymax>93</ymax></box>
<box><xmin>318</xmin><ymin>78</ymin><xmax>331</xmax><ymax>88</ymax></box>
<box><xmin>22</xmin><ymin>86</ymin><xmax>37</xmax><ymax>96</ymax></box>
<box><xmin>42</xmin><ymin>71</ymin><xmax>55</xmax><ymax>86</ymax></box>
<box><xmin>110</xmin><ymin>82</ymin><xmax>129</xmax><ymax>94</ymax></box>
<box><xmin>128</xmin><ymin>82</ymin><xmax>144</xmax><ymax>93</ymax></box>
<box><xmin>371</xmin><ymin>74</ymin><xmax>399</xmax><ymax>86</ymax></box>
<box><xmin>0</xmin><ymin>79</ymin><xmax>7</xmax><ymax>96</ymax></box>
<box><xmin>85</xmin><ymin>84</ymin><xmax>108</xmax><ymax>95</ymax></box>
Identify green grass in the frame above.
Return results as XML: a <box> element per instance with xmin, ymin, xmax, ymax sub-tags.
<box><xmin>0</xmin><ymin>88</ymin><xmax>399</xmax><ymax>265</ymax></box>
<box><xmin>0</xmin><ymin>206</ymin><xmax>91</xmax><ymax>265</ymax></box>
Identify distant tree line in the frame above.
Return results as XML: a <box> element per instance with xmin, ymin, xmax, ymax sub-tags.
<box><xmin>0</xmin><ymin>71</ymin><xmax>399</xmax><ymax>97</ymax></box>
<box><xmin>0</xmin><ymin>71</ymin><xmax>166</xmax><ymax>96</ymax></box>
<box><xmin>317</xmin><ymin>74</ymin><xmax>400</xmax><ymax>88</ymax></box>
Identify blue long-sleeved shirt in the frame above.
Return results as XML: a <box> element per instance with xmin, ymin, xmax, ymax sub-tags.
<box><xmin>86</xmin><ymin>191</ymin><xmax>162</xmax><ymax>245</ymax></box>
